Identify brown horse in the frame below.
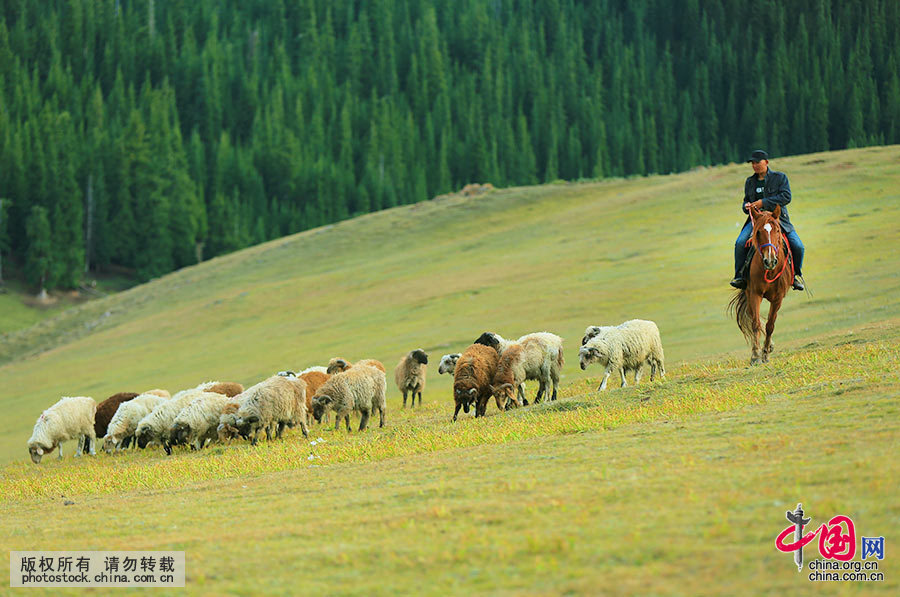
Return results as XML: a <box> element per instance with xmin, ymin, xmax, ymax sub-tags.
<box><xmin>728</xmin><ymin>204</ymin><xmax>794</xmax><ymax>364</ymax></box>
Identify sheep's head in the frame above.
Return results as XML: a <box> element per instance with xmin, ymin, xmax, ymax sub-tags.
<box><xmin>234</xmin><ymin>415</ymin><xmax>259</xmax><ymax>438</ymax></box>
<box><xmin>169</xmin><ymin>422</ymin><xmax>191</xmax><ymax>447</ymax></box>
<box><xmin>217</xmin><ymin>422</ymin><xmax>240</xmax><ymax>443</ymax></box>
<box><xmin>410</xmin><ymin>349</ymin><xmax>429</xmax><ymax>365</ymax></box>
<box><xmin>438</xmin><ymin>354</ymin><xmax>460</xmax><ymax>374</ymax></box>
<box><xmin>453</xmin><ymin>386</ymin><xmax>477</xmax><ymax>413</ymax></box>
<box><xmin>135</xmin><ymin>426</ymin><xmax>153</xmax><ymax>449</ymax></box>
<box><xmin>578</xmin><ymin>346</ymin><xmax>602</xmax><ymax>370</ymax></box>
<box><xmin>311</xmin><ymin>393</ymin><xmax>334</xmax><ymax>423</ymax></box>
<box><xmin>102</xmin><ymin>435</ymin><xmax>119</xmax><ymax>454</ymax></box>
<box><xmin>28</xmin><ymin>443</ymin><xmax>51</xmax><ymax>464</ymax></box>
<box><xmin>490</xmin><ymin>383</ymin><xmax>517</xmax><ymax>407</ymax></box>
<box><xmin>326</xmin><ymin>358</ymin><xmax>351</xmax><ymax>374</ymax></box>
<box><xmin>276</xmin><ymin>370</ymin><xmax>296</xmax><ymax>377</ymax></box>
<box><xmin>473</xmin><ymin>332</ymin><xmax>501</xmax><ymax>351</ymax></box>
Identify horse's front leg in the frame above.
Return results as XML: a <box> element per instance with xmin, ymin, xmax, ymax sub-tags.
<box><xmin>762</xmin><ymin>296</ymin><xmax>783</xmax><ymax>362</ymax></box>
<box><xmin>748</xmin><ymin>292</ymin><xmax>764</xmax><ymax>364</ymax></box>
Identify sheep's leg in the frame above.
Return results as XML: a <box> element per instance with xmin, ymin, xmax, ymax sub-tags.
<box><xmin>417</xmin><ymin>391</ymin><xmax>422</xmax><ymax>406</ymax></box>
<box><xmin>299</xmin><ymin>419</ymin><xmax>309</xmax><ymax>439</ymax></box>
<box><xmin>535</xmin><ymin>383</ymin><xmax>545</xmax><ymax>403</ymax></box>
<box><xmin>334</xmin><ymin>415</ymin><xmax>341</xmax><ymax>432</ymax></box>
<box><xmin>88</xmin><ymin>434</ymin><xmax>96</xmax><ymax>456</ymax></box>
<box><xmin>58</xmin><ymin>444</ymin><xmax>63</xmax><ymax>460</ymax></box>
<box><xmin>453</xmin><ymin>402</ymin><xmax>462</xmax><ymax>422</ymax></box>
<box><xmin>619</xmin><ymin>368</ymin><xmax>628</xmax><ymax>387</ymax></box>
<box><xmin>163</xmin><ymin>442</ymin><xmax>172</xmax><ymax>456</ymax></box>
<box><xmin>264</xmin><ymin>426</ymin><xmax>272</xmax><ymax>441</ymax></box>
<box><xmin>358</xmin><ymin>410</ymin><xmax>370</xmax><ymax>432</ymax></box>
<box><xmin>379</xmin><ymin>405</ymin><xmax>385</xmax><ymax>427</ymax></box>
<box><xmin>650</xmin><ymin>362</ymin><xmax>657</xmax><ymax>381</ymax></box>
<box><xmin>276</xmin><ymin>421</ymin><xmax>286</xmax><ymax>439</ymax></box>
<box><xmin>345</xmin><ymin>415</ymin><xmax>351</xmax><ymax>432</ymax></box>
<box><xmin>75</xmin><ymin>436</ymin><xmax>84</xmax><ymax>457</ymax></box>
<box><xmin>635</xmin><ymin>365</ymin><xmax>644</xmax><ymax>384</ymax></box>
<box><xmin>598</xmin><ymin>365</ymin><xmax>612</xmax><ymax>391</ymax></box>
<box><xmin>402</xmin><ymin>390</ymin><xmax>408</xmax><ymax>408</ymax></box>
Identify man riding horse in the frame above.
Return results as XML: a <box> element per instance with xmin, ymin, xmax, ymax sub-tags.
<box><xmin>731</xmin><ymin>149</ymin><xmax>805</xmax><ymax>291</ymax></box>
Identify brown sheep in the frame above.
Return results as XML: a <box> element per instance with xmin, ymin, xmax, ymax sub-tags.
<box><xmin>395</xmin><ymin>349</ymin><xmax>428</xmax><ymax>408</ymax></box>
<box><xmin>326</xmin><ymin>357</ymin><xmax>387</xmax><ymax>375</ymax></box>
<box><xmin>452</xmin><ymin>344</ymin><xmax>500</xmax><ymax>421</ymax></box>
<box><xmin>299</xmin><ymin>370</ymin><xmax>330</xmax><ymax>423</ymax></box>
<box><xmin>94</xmin><ymin>392</ymin><xmax>139</xmax><ymax>441</ymax></box>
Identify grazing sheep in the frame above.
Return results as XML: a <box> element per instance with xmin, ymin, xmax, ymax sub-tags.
<box><xmin>452</xmin><ymin>344</ymin><xmax>501</xmax><ymax>421</ymax></box>
<box><xmin>438</xmin><ymin>353</ymin><xmax>461</xmax><ymax>375</ymax></box>
<box><xmin>27</xmin><ymin>396</ymin><xmax>97</xmax><ymax>463</ymax></box>
<box><xmin>395</xmin><ymin>349</ymin><xmax>428</xmax><ymax>407</ymax></box>
<box><xmin>135</xmin><ymin>388</ymin><xmax>207</xmax><ymax>453</ymax></box>
<box><xmin>169</xmin><ymin>392</ymin><xmax>237</xmax><ymax>450</ymax></box>
<box><xmin>578</xmin><ymin>319</ymin><xmax>665</xmax><ymax>391</ymax></box>
<box><xmin>490</xmin><ymin>332</ymin><xmax>564</xmax><ymax>408</ymax></box>
<box><xmin>326</xmin><ymin>357</ymin><xmax>386</xmax><ymax>375</ymax></box>
<box><xmin>102</xmin><ymin>393</ymin><xmax>169</xmax><ymax>452</ymax></box>
<box><xmin>311</xmin><ymin>365</ymin><xmax>387</xmax><ymax>432</ymax></box>
<box><xmin>235</xmin><ymin>375</ymin><xmax>309</xmax><ymax>444</ymax></box>
<box><xmin>94</xmin><ymin>392</ymin><xmax>139</xmax><ymax>441</ymax></box>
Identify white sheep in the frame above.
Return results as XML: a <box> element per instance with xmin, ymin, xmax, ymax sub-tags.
<box><xmin>135</xmin><ymin>388</ymin><xmax>207</xmax><ymax>453</ymax></box>
<box><xmin>170</xmin><ymin>391</ymin><xmax>236</xmax><ymax>450</ymax></box>
<box><xmin>491</xmin><ymin>332</ymin><xmax>564</xmax><ymax>407</ymax></box>
<box><xmin>27</xmin><ymin>396</ymin><xmax>97</xmax><ymax>463</ymax></box>
<box><xmin>438</xmin><ymin>353</ymin><xmax>461</xmax><ymax>375</ymax></box>
<box><xmin>102</xmin><ymin>393</ymin><xmax>169</xmax><ymax>452</ymax></box>
<box><xmin>395</xmin><ymin>349</ymin><xmax>428</xmax><ymax>407</ymax></box>
<box><xmin>578</xmin><ymin>319</ymin><xmax>665</xmax><ymax>391</ymax></box>
<box><xmin>235</xmin><ymin>375</ymin><xmax>308</xmax><ymax>444</ymax></box>
<box><xmin>311</xmin><ymin>365</ymin><xmax>386</xmax><ymax>431</ymax></box>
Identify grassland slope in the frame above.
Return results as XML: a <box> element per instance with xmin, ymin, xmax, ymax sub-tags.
<box><xmin>0</xmin><ymin>146</ymin><xmax>898</xmax><ymax>466</ymax></box>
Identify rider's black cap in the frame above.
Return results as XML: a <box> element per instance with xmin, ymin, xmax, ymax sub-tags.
<box><xmin>746</xmin><ymin>149</ymin><xmax>769</xmax><ymax>162</ymax></box>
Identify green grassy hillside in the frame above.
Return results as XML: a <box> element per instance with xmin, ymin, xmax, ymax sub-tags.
<box><xmin>2</xmin><ymin>146</ymin><xmax>897</xmax><ymax>465</ymax></box>
<box><xmin>1</xmin><ymin>147</ymin><xmax>898</xmax><ymax>594</ymax></box>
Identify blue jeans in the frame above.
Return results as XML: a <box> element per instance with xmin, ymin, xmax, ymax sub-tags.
<box><xmin>734</xmin><ymin>221</ymin><xmax>804</xmax><ymax>277</ymax></box>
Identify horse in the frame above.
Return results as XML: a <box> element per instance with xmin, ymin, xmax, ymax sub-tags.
<box><xmin>728</xmin><ymin>204</ymin><xmax>794</xmax><ymax>364</ymax></box>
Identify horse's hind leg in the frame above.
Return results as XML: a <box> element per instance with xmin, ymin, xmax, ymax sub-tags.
<box><xmin>762</xmin><ymin>297</ymin><xmax>783</xmax><ymax>363</ymax></box>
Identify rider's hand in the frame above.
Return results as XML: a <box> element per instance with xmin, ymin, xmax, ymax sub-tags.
<box><xmin>744</xmin><ymin>200</ymin><xmax>763</xmax><ymax>210</ymax></box>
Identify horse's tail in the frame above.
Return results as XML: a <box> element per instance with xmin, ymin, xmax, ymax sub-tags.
<box><xmin>726</xmin><ymin>289</ymin><xmax>754</xmax><ymax>344</ymax></box>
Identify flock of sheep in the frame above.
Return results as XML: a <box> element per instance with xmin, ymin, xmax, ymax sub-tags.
<box><xmin>26</xmin><ymin>319</ymin><xmax>665</xmax><ymax>464</ymax></box>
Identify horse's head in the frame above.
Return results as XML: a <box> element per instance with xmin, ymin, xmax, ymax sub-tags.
<box><xmin>750</xmin><ymin>204</ymin><xmax>782</xmax><ymax>271</ymax></box>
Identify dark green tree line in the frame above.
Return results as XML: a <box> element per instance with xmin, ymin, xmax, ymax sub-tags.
<box><xmin>0</xmin><ymin>0</ymin><xmax>897</xmax><ymax>289</ymax></box>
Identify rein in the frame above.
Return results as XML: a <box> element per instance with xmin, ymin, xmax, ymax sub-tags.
<box><xmin>746</xmin><ymin>222</ymin><xmax>794</xmax><ymax>284</ymax></box>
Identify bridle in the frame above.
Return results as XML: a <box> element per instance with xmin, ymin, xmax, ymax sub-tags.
<box><xmin>746</xmin><ymin>215</ymin><xmax>793</xmax><ymax>284</ymax></box>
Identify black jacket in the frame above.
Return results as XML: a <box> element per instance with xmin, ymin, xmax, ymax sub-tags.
<box><xmin>742</xmin><ymin>169</ymin><xmax>795</xmax><ymax>234</ymax></box>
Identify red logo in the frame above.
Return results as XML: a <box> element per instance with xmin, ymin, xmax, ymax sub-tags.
<box><xmin>776</xmin><ymin>514</ymin><xmax>856</xmax><ymax>561</ymax></box>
